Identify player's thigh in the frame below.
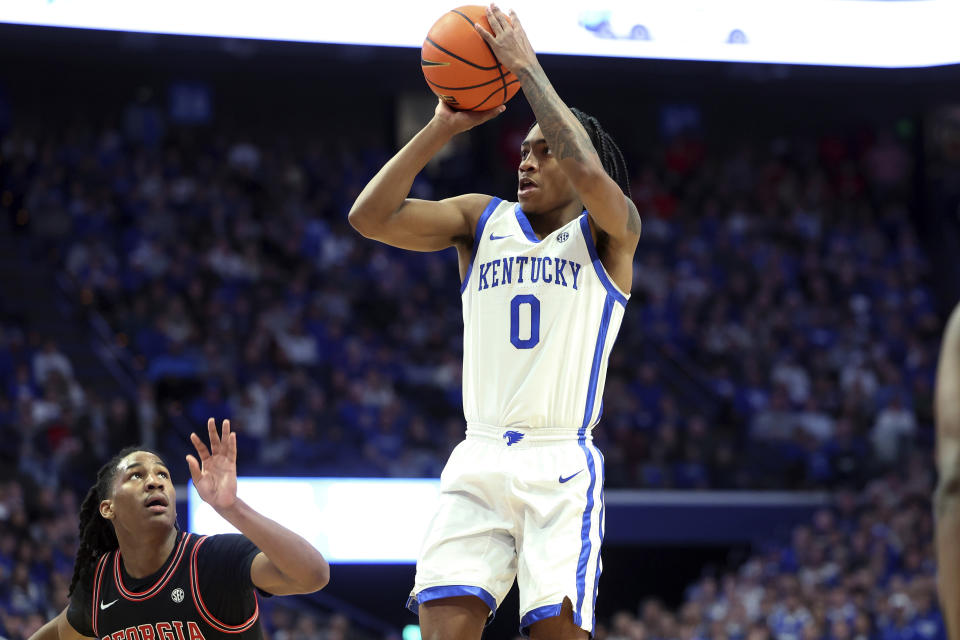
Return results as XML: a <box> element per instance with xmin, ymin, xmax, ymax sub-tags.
<box><xmin>413</xmin><ymin>484</ymin><xmax>517</xmax><ymax>587</ymax></box>
<box><xmin>419</xmin><ymin>595</ymin><xmax>490</xmax><ymax>640</ymax></box>
<box><xmin>411</xmin><ymin>439</ymin><xmax>519</xmax><ymax>612</ymax></box>
<box><xmin>516</xmin><ymin>442</ymin><xmax>604</xmax><ymax>635</ymax></box>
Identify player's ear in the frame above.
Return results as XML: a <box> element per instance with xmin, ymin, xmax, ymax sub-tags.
<box><xmin>100</xmin><ymin>498</ymin><xmax>115</xmax><ymax>521</ymax></box>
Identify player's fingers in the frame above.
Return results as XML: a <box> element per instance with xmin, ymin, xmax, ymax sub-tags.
<box><xmin>494</xmin><ymin>5</ymin><xmax>513</xmax><ymax>30</ymax></box>
<box><xmin>485</xmin><ymin>5</ymin><xmax>504</xmax><ymax>34</ymax></box>
<box><xmin>185</xmin><ymin>455</ymin><xmax>201</xmax><ymax>483</ymax></box>
<box><xmin>222</xmin><ymin>419</ymin><xmax>231</xmax><ymax>443</ymax></box>
<box><xmin>497</xmin><ymin>7</ymin><xmax>514</xmax><ymax>33</ymax></box>
<box><xmin>435</xmin><ymin>98</ymin><xmax>456</xmax><ymax>119</ymax></box>
<box><xmin>207</xmin><ymin>417</ymin><xmax>220</xmax><ymax>453</ymax></box>
<box><xmin>477</xmin><ymin>105</ymin><xmax>507</xmax><ymax>124</ymax></box>
<box><xmin>509</xmin><ymin>10</ymin><xmax>522</xmax><ymax>31</ymax></box>
<box><xmin>190</xmin><ymin>432</ymin><xmax>211</xmax><ymax>460</ymax></box>
<box><xmin>229</xmin><ymin>432</ymin><xmax>238</xmax><ymax>461</ymax></box>
<box><xmin>474</xmin><ymin>22</ymin><xmax>495</xmax><ymax>44</ymax></box>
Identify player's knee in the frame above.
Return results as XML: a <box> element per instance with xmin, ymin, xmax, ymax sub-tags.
<box><xmin>419</xmin><ymin>597</ymin><xmax>488</xmax><ymax>640</ymax></box>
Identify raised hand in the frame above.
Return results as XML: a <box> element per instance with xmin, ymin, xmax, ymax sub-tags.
<box><xmin>186</xmin><ymin>418</ymin><xmax>239</xmax><ymax>512</ymax></box>
<box><xmin>432</xmin><ymin>98</ymin><xmax>505</xmax><ymax>134</ymax></box>
<box><xmin>474</xmin><ymin>4</ymin><xmax>538</xmax><ymax>75</ymax></box>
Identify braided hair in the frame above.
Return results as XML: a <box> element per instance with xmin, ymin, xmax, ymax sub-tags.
<box><xmin>529</xmin><ymin>108</ymin><xmax>632</xmax><ymax>199</ymax></box>
<box><xmin>569</xmin><ymin>108</ymin><xmax>632</xmax><ymax>199</ymax></box>
<box><xmin>68</xmin><ymin>446</ymin><xmax>165</xmax><ymax>596</ymax></box>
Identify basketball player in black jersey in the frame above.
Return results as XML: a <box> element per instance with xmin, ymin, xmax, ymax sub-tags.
<box><xmin>29</xmin><ymin>418</ymin><xmax>329</xmax><ymax>640</ymax></box>
<box><xmin>936</xmin><ymin>302</ymin><xmax>960</xmax><ymax>640</ymax></box>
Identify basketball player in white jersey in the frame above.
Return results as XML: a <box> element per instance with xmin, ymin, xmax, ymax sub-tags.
<box><xmin>936</xmin><ymin>301</ymin><xmax>960</xmax><ymax>640</ymax></box>
<box><xmin>348</xmin><ymin>5</ymin><xmax>641</xmax><ymax>638</ymax></box>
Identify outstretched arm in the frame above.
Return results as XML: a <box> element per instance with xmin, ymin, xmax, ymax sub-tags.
<box><xmin>187</xmin><ymin>418</ymin><xmax>329</xmax><ymax>595</ymax></box>
<box><xmin>476</xmin><ymin>4</ymin><xmax>641</xmax><ymax>247</ymax></box>
<box><xmin>936</xmin><ymin>301</ymin><xmax>960</xmax><ymax>640</ymax></box>
<box><xmin>347</xmin><ymin>100</ymin><xmax>502</xmax><ymax>251</ymax></box>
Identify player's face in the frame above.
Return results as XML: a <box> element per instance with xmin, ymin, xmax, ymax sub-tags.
<box><xmin>102</xmin><ymin>451</ymin><xmax>177</xmax><ymax>532</ymax></box>
<box><xmin>518</xmin><ymin>124</ymin><xmax>579</xmax><ymax>213</ymax></box>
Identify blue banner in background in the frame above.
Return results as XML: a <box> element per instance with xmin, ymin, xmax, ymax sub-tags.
<box><xmin>603</xmin><ymin>491</ymin><xmax>828</xmax><ymax>545</ymax></box>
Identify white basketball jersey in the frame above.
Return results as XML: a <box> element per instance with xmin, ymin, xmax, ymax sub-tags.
<box><xmin>460</xmin><ymin>198</ymin><xmax>630</xmax><ymax>436</ymax></box>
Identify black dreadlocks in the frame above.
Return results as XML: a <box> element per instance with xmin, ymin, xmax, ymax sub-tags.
<box><xmin>569</xmin><ymin>107</ymin><xmax>631</xmax><ymax>199</ymax></box>
<box><xmin>68</xmin><ymin>446</ymin><xmax>165</xmax><ymax>596</ymax></box>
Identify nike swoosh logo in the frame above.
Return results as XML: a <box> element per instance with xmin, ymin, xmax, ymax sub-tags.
<box><xmin>100</xmin><ymin>599</ymin><xmax>119</xmax><ymax>610</ymax></box>
<box><xmin>489</xmin><ymin>233</ymin><xmax>511</xmax><ymax>241</ymax></box>
<box><xmin>559</xmin><ymin>470</ymin><xmax>584</xmax><ymax>483</ymax></box>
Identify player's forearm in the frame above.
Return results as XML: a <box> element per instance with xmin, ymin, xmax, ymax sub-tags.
<box><xmin>941</xmin><ymin>303</ymin><xmax>960</xmax><ymax>378</ymax></box>
<box><xmin>937</xmin><ymin>475</ymin><xmax>960</xmax><ymax>640</ymax></box>
<box><xmin>515</xmin><ymin>63</ymin><xmax>637</xmax><ymax>239</ymax></box>
<box><xmin>936</xmin><ymin>302</ymin><xmax>960</xmax><ymax>638</ymax></box>
<box><xmin>215</xmin><ymin>498</ymin><xmax>329</xmax><ymax>592</ymax></box>
<box><xmin>347</xmin><ymin>118</ymin><xmax>455</xmax><ymax>235</ymax></box>
<box><xmin>514</xmin><ymin>64</ymin><xmax>606</xmax><ymax>188</ymax></box>
<box><xmin>937</xmin><ymin>304</ymin><xmax>960</xmax><ymax>472</ymax></box>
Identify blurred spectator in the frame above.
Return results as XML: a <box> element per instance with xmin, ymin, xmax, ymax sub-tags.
<box><xmin>594</xmin><ymin>467</ymin><xmax>941</xmax><ymax>640</ymax></box>
<box><xmin>871</xmin><ymin>395</ymin><xmax>918</xmax><ymax>465</ymax></box>
<box><xmin>31</xmin><ymin>341</ymin><xmax>72</xmax><ymax>387</ymax></box>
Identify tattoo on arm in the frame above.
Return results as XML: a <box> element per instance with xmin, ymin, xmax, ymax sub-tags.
<box><xmin>517</xmin><ymin>65</ymin><xmax>640</xmax><ymax>239</ymax></box>
<box><xmin>516</xmin><ymin>66</ymin><xmax>598</xmax><ymax>166</ymax></box>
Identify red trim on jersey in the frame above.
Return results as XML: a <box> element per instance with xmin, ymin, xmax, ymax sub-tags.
<box><xmin>189</xmin><ymin>536</ymin><xmax>259</xmax><ymax>633</ymax></box>
<box><xmin>114</xmin><ymin>533</ymin><xmax>192</xmax><ymax>601</ymax></box>
<box><xmin>91</xmin><ymin>553</ymin><xmax>111</xmax><ymax>638</ymax></box>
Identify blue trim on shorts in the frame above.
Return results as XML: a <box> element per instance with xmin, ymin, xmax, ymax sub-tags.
<box><xmin>592</xmin><ymin>445</ymin><xmax>606</xmax><ymax>631</ymax></box>
<box><xmin>573</xmin><ymin>446</ymin><xmax>598</xmax><ymax>629</ymax></box>
<box><xmin>579</xmin><ymin>214</ymin><xmax>628</xmax><ymax>306</ymax></box>
<box><xmin>460</xmin><ymin>197</ymin><xmax>502</xmax><ymax>295</ymax></box>
<box><xmin>573</xmin><ymin>295</ymin><xmax>614</xmax><ymax>628</ymax></box>
<box><xmin>406</xmin><ymin>585</ymin><xmax>497</xmax><ymax>619</ymax></box>
<box><xmin>519</xmin><ymin>603</ymin><xmax>564</xmax><ymax>637</ymax></box>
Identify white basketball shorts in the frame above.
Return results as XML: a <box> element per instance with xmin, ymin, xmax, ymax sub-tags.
<box><xmin>406</xmin><ymin>423</ymin><xmax>605</xmax><ymax>636</ymax></box>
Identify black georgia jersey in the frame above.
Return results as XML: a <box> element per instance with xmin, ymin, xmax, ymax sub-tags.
<box><xmin>68</xmin><ymin>532</ymin><xmax>266</xmax><ymax>640</ymax></box>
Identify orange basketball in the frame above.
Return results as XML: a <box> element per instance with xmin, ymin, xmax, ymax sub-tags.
<box><xmin>421</xmin><ymin>5</ymin><xmax>521</xmax><ymax>112</ymax></box>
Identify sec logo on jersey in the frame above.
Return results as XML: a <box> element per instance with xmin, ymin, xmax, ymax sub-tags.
<box><xmin>171</xmin><ymin>587</ymin><xmax>185</xmax><ymax>603</ymax></box>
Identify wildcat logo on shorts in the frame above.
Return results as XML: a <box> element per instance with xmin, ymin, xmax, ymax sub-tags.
<box><xmin>171</xmin><ymin>587</ymin><xmax>185</xmax><ymax>603</ymax></box>
<box><xmin>502</xmin><ymin>430</ymin><xmax>525</xmax><ymax>446</ymax></box>
<box><xmin>557</xmin><ymin>231</ymin><xmax>569</xmax><ymax>242</ymax></box>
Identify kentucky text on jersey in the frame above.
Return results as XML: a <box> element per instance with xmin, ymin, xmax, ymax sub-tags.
<box><xmin>476</xmin><ymin>256</ymin><xmax>583</xmax><ymax>291</ymax></box>
<box><xmin>101</xmin><ymin>621</ymin><xmax>206</xmax><ymax>640</ymax></box>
